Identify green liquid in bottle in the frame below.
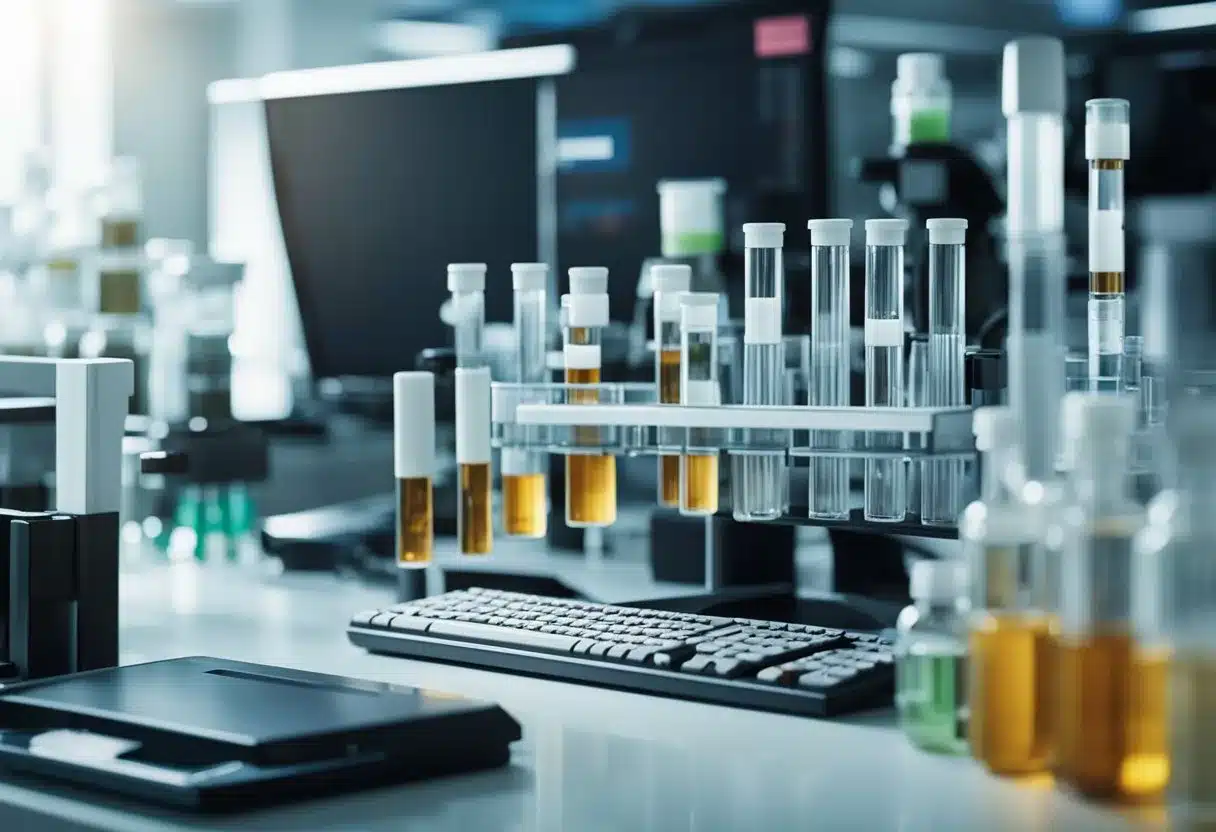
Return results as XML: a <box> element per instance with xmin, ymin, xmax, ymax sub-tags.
<box><xmin>909</xmin><ymin>109</ymin><xmax>950</xmax><ymax>145</ymax></box>
<box><xmin>896</xmin><ymin>645</ymin><xmax>969</xmax><ymax>754</ymax></box>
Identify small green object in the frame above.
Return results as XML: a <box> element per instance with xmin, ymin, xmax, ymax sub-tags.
<box><xmin>661</xmin><ymin>231</ymin><xmax>724</xmax><ymax>258</ymax></box>
<box><xmin>226</xmin><ymin>484</ymin><xmax>257</xmax><ymax>537</ymax></box>
<box><xmin>908</xmin><ymin>109</ymin><xmax>950</xmax><ymax>144</ymax></box>
<box><xmin>895</xmin><ymin>647</ymin><xmax>968</xmax><ymax>754</ymax></box>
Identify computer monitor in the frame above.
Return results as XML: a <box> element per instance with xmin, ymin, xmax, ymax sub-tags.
<box><xmin>262</xmin><ymin>48</ymin><xmax>572</xmax><ymax>382</ymax></box>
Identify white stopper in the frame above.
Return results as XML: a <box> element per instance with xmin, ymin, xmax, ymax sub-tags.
<box><xmin>680</xmin><ymin>292</ymin><xmax>719</xmax><ymax>330</ymax></box>
<box><xmin>569</xmin><ymin>266</ymin><xmax>609</xmax><ymax>295</ymax></box>
<box><xmin>566</xmin><ymin>292</ymin><xmax>609</xmax><ymax>329</ymax></box>
<box><xmin>910</xmin><ymin>559</ymin><xmax>964</xmax><ymax>604</ymax></box>
<box><xmin>973</xmin><ymin>405</ymin><xmax>1018</xmax><ymax>453</ymax></box>
<box><xmin>455</xmin><ymin>367</ymin><xmax>492</xmax><ymax>465</ymax></box>
<box><xmin>1085</xmin><ymin>98</ymin><xmax>1130</xmax><ymax>161</ymax></box>
<box><xmin>511</xmin><ymin>262</ymin><xmax>548</xmax><ymax>292</ymax></box>
<box><xmin>895</xmin><ymin>53</ymin><xmax>945</xmax><ymax>90</ymax></box>
<box><xmin>807</xmin><ymin>218</ymin><xmax>853</xmax><ymax>247</ymax></box>
<box><xmin>393</xmin><ymin>371</ymin><xmax>435</xmax><ymax>479</ymax></box>
<box><xmin>651</xmin><ymin>263</ymin><xmax>692</xmax><ymax>294</ymax></box>
<box><xmin>1001</xmin><ymin>37</ymin><xmax>1065</xmax><ymax>117</ymax></box>
<box><xmin>742</xmin><ymin>222</ymin><xmax>785</xmax><ymax>249</ymax></box>
<box><xmin>927</xmin><ymin>218</ymin><xmax>968</xmax><ymax>246</ymax></box>
<box><xmin>865</xmin><ymin>218</ymin><xmax>909</xmax><ymax>247</ymax></box>
<box><xmin>447</xmin><ymin>263</ymin><xmax>486</xmax><ymax>293</ymax></box>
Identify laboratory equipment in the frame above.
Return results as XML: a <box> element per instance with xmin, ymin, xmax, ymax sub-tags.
<box><xmin>891</xmin><ymin>53</ymin><xmax>951</xmax><ymax>150</ymax></box>
<box><xmin>653</xmin><ymin>263</ymin><xmax>692</xmax><ymax>508</ymax></box>
<box><xmin>93</xmin><ymin>157</ymin><xmax>144</xmax><ymax>317</ymax></box>
<box><xmin>1054</xmin><ymin>395</ymin><xmax>1144</xmax><ymax>800</ymax></box>
<box><xmin>394</xmin><ymin>372</ymin><xmax>435</xmax><ymax>567</ymax></box>
<box><xmin>564</xmin><ymin>267</ymin><xmax>616</xmax><ymax>528</ymax></box>
<box><xmin>806</xmin><ymin>218</ymin><xmax>852</xmax><ymax>521</ymax></box>
<box><xmin>963</xmin><ymin>407</ymin><xmax>1052</xmax><ymax>776</ymax></box>
<box><xmin>502</xmin><ymin>263</ymin><xmax>549</xmax><ymax>539</ymax></box>
<box><xmin>1085</xmin><ymin>98</ymin><xmax>1130</xmax><ymax>393</ymax></box>
<box><xmin>449</xmin><ymin>263</ymin><xmax>487</xmax><ymax>368</ymax></box>
<box><xmin>923</xmin><ymin>218</ymin><xmax>968</xmax><ymax>527</ymax></box>
<box><xmin>1003</xmin><ymin>37</ymin><xmax>1067</xmax><ymax>485</ymax></box>
<box><xmin>863</xmin><ymin>218</ymin><xmax>908</xmax><ymax>523</ymax></box>
<box><xmin>733</xmin><ymin>223</ymin><xmax>788</xmax><ymax>522</ymax></box>
<box><xmin>456</xmin><ymin>366</ymin><xmax>493</xmax><ymax>555</ymax></box>
<box><xmin>907</xmin><ymin>335</ymin><xmax>928</xmax><ymax>519</ymax></box>
<box><xmin>349</xmin><ymin>587</ymin><xmax>895</xmax><ymax>718</ymax></box>
<box><xmin>678</xmin><ymin>292</ymin><xmax>720</xmax><ymax>517</ymax></box>
<box><xmin>657</xmin><ymin>180</ymin><xmax>726</xmax><ymax>261</ymax></box>
<box><xmin>896</xmin><ymin>560</ymin><xmax>968</xmax><ymax>754</ymax></box>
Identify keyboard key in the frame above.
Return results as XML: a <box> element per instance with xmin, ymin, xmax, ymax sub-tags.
<box><xmin>680</xmin><ymin>655</ymin><xmax>715</xmax><ymax>674</ymax></box>
<box><xmin>588</xmin><ymin>642</ymin><xmax>614</xmax><ymax>657</ymax></box>
<box><xmin>350</xmin><ymin>609</ymin><xmax>381</xmax><ymax>626</ymax></box>
<box><xmin>606</xmin><ymin>644</ymin><xmax>633</xmax><ymax>659</ymax></box>
<box><xmin>368</xmin><ymin>612</ymin><xmax>397</xmax><ymax>628</ymax></box>
<box><xmin>389</xmin><ymin>616</ymin><xmax>431</xmax><ymax>633</ymax></box>
<box><xmin>426</xmin><ymin>620</ymin><xmax>581</xmax><ymax>652</ymax></box>
<box><xmin>797</xmin><ymin>672</ymin><xmax>839</xmax><ymax>689</ymax></box>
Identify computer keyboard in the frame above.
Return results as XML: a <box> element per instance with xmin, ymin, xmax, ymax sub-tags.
<box><xmin>348</xmin><ymin>588</ymin><xmax>894</xmax><ymax>717</ymax></box>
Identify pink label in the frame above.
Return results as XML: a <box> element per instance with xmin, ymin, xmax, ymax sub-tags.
<box><xmin>754</xmin><ymin>14</ymin><xmax>810</xmax><ymax>58</ymax></box>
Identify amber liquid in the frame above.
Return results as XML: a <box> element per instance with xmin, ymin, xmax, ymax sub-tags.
<box><xmin>1090</xmin><ymin>271</ymin><xmax>1125</xmax><ymax>294</ymax></box>
<box><xmin>503</xmin><ymin>473</ymin><xmax>547</xmax><ymax>538</ymax></box>
<box><xmin>658</xmin><ymin>349</ymin><xmax>681</xmax><ymax>507</ymax></box>
<box><xmin>396</xmin><ymin>477</ymin><xmax>432</xmax><ymax>566</ymax></box>
<box><xmin>101</xmin><ymin>218</ymin><xmax>140</xmax><ymax>249</ymax></box>
<box><xmin>681</xmin><ymin>453</ymin><xmax>719</xmax><ymax>515</ymax></box>
<box><xmin>969</xmin><ymin>612</ymin><xmax>1055</xmax><ymax>775</ymax></box>
<box><xmin>1124</xmin><ymin>648</ymin><xmax>1171</xmax><ymax>802</ymax></box>
<box><xmin>1170</xmin><ymin>652</ymin><xmax>1216</xmax><ymax>828</ymax></box>
<box><xmin>98</xmin><ymin>270</ymin><xmax>142</xmax><ymax>315</ymax></box>
<box><xmin>565</xmin><ymin>366</ymin><xmax>616</xmax><ymax>527</ymax></box>
<box><xmin>459</xmin><ymin>462</ymin><xmax>492</xmax><ymax>554</ymax></box>
<box><xmin>660</xmin><ymin>456</ymin><xmax>681</xmax><ymax>506</ymax></box>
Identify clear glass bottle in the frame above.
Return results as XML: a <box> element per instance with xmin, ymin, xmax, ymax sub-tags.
<box><xmin>896</xmin><ymin>559</ymin><xmax>969</xmax><ymax>754</ymax></box>
<box><xmin>891</xmin><ymin>53</ymin><xmax>952</xmax><ymax>151</ymax></box>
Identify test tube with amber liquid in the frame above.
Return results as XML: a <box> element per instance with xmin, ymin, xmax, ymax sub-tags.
<box><xmin>394</xmin><ymin>371</ymin><xmax>435</xmax><ymax>567</ymax></box>
<box><xmin>456</xmin><ymin>367</ymin><xmax>493</xmax><ymax>554</ymax></box>
<box><xmin>564</xmin><ymin>267</ymin><xmax>615</xmax><ymax>527</ymax></box>
<box><xmin>679</xmin><ymin>292</ymin><xmax>721</xmax><ymax>516</ymax></box>
<box><xmin>652</xmin><ymin>264</ymin><xmax>691</xmax><ymax>507</ymax></box>
<box><xmin>502</xmin><ymin>263</ymin><xmax>550</xmax><ymax>538</ymax></box>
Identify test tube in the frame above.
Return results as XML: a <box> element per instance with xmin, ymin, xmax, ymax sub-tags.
<box><xmin>448</xmin><ymin>263</ymin><xmax>487</xmax><ymax>368</ymax></box>
<box><xmin>1085</xmin><ymin>99</ymin><xmax>1130</xmax><ymax>392</ymax></box>
<box><xmin>923</xmin><ymin>218</ymin><xmax>968</xmax><ymax>526</ymax></box>
<box><xmin>564</xmin><ymin>267</ymin><xmax>616</xmax><ymax>527</ymax></box>
<box><xmin>864</xmin><ymin>218</ymin><xmax>909</xmax><ymax>523</ymax></box>
<box><xmin>1003</xmin><ymin>37</ymin><xmax>1067</xmax><ymax>484</ymax></box>
<box><xmin>502</xmin><ymin>263</ymin><xmax>549</xmax><ymax>539</ymax></box>
<box><xmin>653</xmin><ymin>263</ymin><xmax>692</xmax><ymax>507</ymax></box>
<box><xmin>679</xmin><ymin>292</ymin><xmax>721</xmax><ymax>516</ymax></box>
<box><xmin>394</xmin><ymin>371</ymin><xmax>435</xmax><ymax>567</ymax></box>
<box><xmin>456</xmin><ymin>366</ymin><xmax>493</xmax><ymax>555</ymax></box>
<box><xmin>732</xmin><ymin>223</ymin><xmax>788</xmax><ymax>522</ymax></box>
<box><xmin>806</xmin><ymin>219</ymin><xmax>853</xmax><ymax>520</ymax></box>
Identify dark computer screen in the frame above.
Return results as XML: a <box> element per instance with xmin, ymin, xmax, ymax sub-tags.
<box><xmin>264</xmin><ymin>78</ymin><xmax>539</xmax><ymax>381</ymax></box>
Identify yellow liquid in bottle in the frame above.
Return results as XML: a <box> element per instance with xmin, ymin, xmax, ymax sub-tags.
<box><xmin>396</xmin><ymin>476</ymin><xmax>432</xmax><ymax>566</ymax></box>
<box><xmin>1122</xmin><ymin>647</ymin><xmax>1170</xmax><ymax>802</ymax></box>
<box><xmin>660</xmin><ymin>456</ymin><xmax>680</xmax><ymax>506</ymax></box>
<box><xmin>458</xmin><ymin>462</ymin><xmax>492</xmax><ymax>554</ymax></box>
<box><xmin>565</xmin><ymin>366</ymin><xmax>616</xmax><ymax>527</ymax></box>
<box><xmin>503</xmin><ymin>473</ymin><xmax>547</xmax><ymax>538</ymax></box>
<box><xmin>969</xmin><ymin>612</ymin><xmax>1054</xmax><ymax>776</ymax></box>
<box><xmin>681</xmin><ymin>453</ymin><xmax>719</xmax><ymax>515</ymax></box>
<box><xmin>1170</xmin><ymin>651</ymin><xmax>1216</xmax><ymax>828</ymax></box>
<box><xmin>659</xmin><ymin>349</ymin><xmax>681</xmax><ymax>507</ymax></box>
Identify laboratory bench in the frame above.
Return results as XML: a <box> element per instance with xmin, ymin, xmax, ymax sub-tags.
<box><xmin>0</xmin><ymin>564</ymin><xmax>1161</xmax><ymax>832</ymax></box>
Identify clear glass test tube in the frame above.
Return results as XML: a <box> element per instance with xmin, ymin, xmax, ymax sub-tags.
<box><xmin>732</xmin><ymin>223</ymin><xmax>788</xmax><ymax>522</ymax></box>
<box><xmin>907</xmin><ymin>336</ymin><xmax>928</xmax><ymax>518</ymax></box>
<box><xmin>456</xmin><ymin>366</ymin><xmax>493</xmax><ymax>554</ymax></box>
<box><xmin>864</xmin><ymin>218</ymin><xmax>909</xmax><ymax>523</ymax></box>
<box><xmin>807</xmin><ymin>219</ymin><xmax>853</xmax><ymax>520</ymax></box>
<box><xmin>394</xmin><ymin>372</ymin><xmax>435</xmax><ymax>567</ymax></box>
<box><xmin>564</xmin><ymin>268</ymin><xmax>616</xmax><ymax>528</ymax></box>
<box><xmin>1086</xmin><ymin>99</ymin><xmax>1130</xmax><ymax>392</ymax></box>
<box><xmin>653</xmin><ymin>264</ymin><xmax>692</xmax><ymax>508</ymax></box>
<box><xmin>503</xmin><ymin>263</ymin><xmax>549</xmax><ymax>539</ymax></box>
<box><xmin>923</xmin><ymin>218</ymin><xmax>968</xmax><ymax>526</ymax></box>
<box><xmin>679</xmin><ymin>292</ymin><xmax>721</xmax><ymax>516</ymax></box>
<box><xmin>448</xmin><ymin>263</ymin><xmax>487</xmax><ymax>368</ymax></box>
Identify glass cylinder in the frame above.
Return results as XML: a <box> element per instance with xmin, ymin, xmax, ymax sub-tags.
<box><xmin>679</xmin><ymin>292</ymin><xmax>721</xmax><ymax>517</ymax></box>
<box><xmin>1086</xmin><ymin>98</ymin><xmax>1130</xmax><ymax>393</ymax></box>
<box><xmin>807</xmin><ymin>219</ymin><xmax>852</xmax><ymax>520</ymax></box>
<box><xmin>653</xmin><ymin>264</ymin><xmax>692</xmax><ymax>508</ymax></box>
<box><xmin>864</xmin><ymin>219</ymin><xmax>908</xmax><ymax>523</ymax></box>
<box><xmin>448</xmin><ymin>263</ymin><xmax>487</xmax><ymax>369</ymax></box>
<box><xmin>504</xmin><ymin>263</ymin><xmax>550</xmax><ymax>539</ymax></box>
<box><xmin>564</xmin><ymin>268</ymin><xmax>616</xmax><ymax>528</ymax></box>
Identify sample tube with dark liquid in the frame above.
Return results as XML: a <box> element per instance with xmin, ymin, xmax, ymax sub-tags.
<box><xmin>653</xmin><ymin>263</ymin><xmax>692</xmax><ymax>507</ymax></box>
<box><xmin>502</xmin><ymin>262</ymin><xmax>549</xmax><ymax>539</ymax></box>
<box><xmin>394</xmin><ymin>371</ymin><xmax>435</xmax><ymax>567</ymax></box>
<box><xmin>564</xmin><ymin>267</ymin><xmax>616</xmax><ymax>528</ymax></box>
<box><xmin>456</xmin><ymin>367</ymin><xmax>493</xmax><ymax>555</ymax></box>
<box><xmin>679</xmin><ymin>292</ymin><xmax>721</xmax><ymax>516</ymax></box>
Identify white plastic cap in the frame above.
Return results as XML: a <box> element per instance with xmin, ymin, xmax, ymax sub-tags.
<box><xmin>910</xmin><ymin>559</ymin><xmax>964</xmax><ymax>604</ymax></box>
<box><xmin>926</xmin><ymin>218</ymin><xmax>968</xmax><ymax>246</ymax></box>
<box><xmin>511</xmin><ymin>262</ymin><xmax>548</xmax><ymax>291</ymax></box>
<box><xmin>568</xmin><ymin>266</ymin><xmax>608</xmax><ymax>295</ymax></box>
<box><xmin>896</xmin><ymin>53</ymin><xmax>945</xmax><ymax>88</ymax></box>
<box><xmin>680</xmin><ymin>292</ymin><xmax>719</xmax><ymax>329</ymax></box>
<box><xmin>447</xmin><ymin>263</ymin><xmax>486</xmax><ymax>293</ymax></box>
<box><xmin>742</xmin><ymin>222</ymin><xmax>785</xmax><ymax>249</ymax></box>
<box><xmin>393</xmin><ymin>371</ymin><xmax>435</xmax><ymax>479</ymax></box>
<box><xmin>865</xmin><ymin>218</ymin><xmax>910</xmax><ymax>247</ymax></box>
<box><xmin>1001</xmin><ymin>37</ymin><xmax>1066</xmax><ymax>117</ymax></box>
<box><xmin>973</xmin><ymin>406</ymin><xmax>1018</xmax><ymax>453</ymax></box>
<box><xmin>1085</xmin><ymin>98</ymin><xmax>1131</xmax><ymax>161</ymax></box>
<box><xmin>807</xmin><ymin>218</ymin><xmax>853</xmax><ymax>248</ymax></box>
<box><xmin>656</xmin><ymin>178</ymin><xmax>726</xmax><ymax>196</ymax></box>
<box><xmin>651</xmin><ymin>263</ymin><xmax>692</xmax><ymax>294</ymax></box>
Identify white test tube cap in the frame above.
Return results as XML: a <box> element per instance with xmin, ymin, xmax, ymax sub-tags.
<box><xmin>807</xmin><ymin>218</ymin><xmax>853</xmax><ymax>247</ymax></box>
<box><xmin>393</xmin><ymin>371</ymin><xmax>435</xmax><ymax>478</ymax></box>
<box><xmin>1001</xmin><ymin>37</ymin><xmax>1065</xmax><ymax>117</ymax></box>
<box><xmin>680</xmin><ymin>292</ymin><xmax>719</xmax><ymax>329</ymax></box>
<box><xmin>568</xmin><ymin>266</ymin><xmax>608</xmax><ymax>295</ymax></box>
<box><xmin>926</xmin><ymin>218</ymin><xmax>968</xmax><ymax>245</ymax></box>
<box><xmin>1085</xmin><ymin>98</ymin><xmax>1130</xmax><ymax>161</ymax></box>
<box><xmin>909</xmin><ymin>559</ymin><xmax>964</xmax><ymax>604</ymax></box>
<box><xmin>651</xmin><ymin>263</ymin><xmax>692</xmax><ymax>293</ymax></box>
<box><xmin>447</xmin><ymin>263</ymin><xmax>487</xmax><ymax>293</ymax></box>
<box><xmin>455</xmin><ymin>366</ymin><xmax>492</xmax><ymax>465</ymax></box>
<box><xmin>973</xmin><ymin>405</ymin><xmax>1017</xmax><ymax>453</ymax></box>
<box><xmin>865</xmin><ymin>218</ymin><xmax>910</xmax><ymax>247</ymax></box>
<box><xmin>742</xmin><ymin>222</ymin><xmax>785</xmax><ymax>249</ymax></box>
<box><xmin>896</xmin><ymin>53</ymin><xmax>945</xmax><ymax>87</ymax></box>
<box><xmin>1078</xmin><ymin>393</ymin><xmax>1137</xmax><ymax>440</ymax></box>
<box><xmin>511</xmin><ymin>262</ymin><xmax>548</xmax><ymax>291</ymax></box>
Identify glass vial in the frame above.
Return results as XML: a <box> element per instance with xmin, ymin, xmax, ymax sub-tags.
<box><xmin>1085</xmin><ymin>98</ymin><xmax>1130</xmax><ymax>393</ymax></box>
<box><xmin>679</xmin><ymin>292</ymin><xmax>721</xmax><ymax>516</ymax></box>
<box><xmin>964</xmin><ymin>406</ymin><xmax>1054</xmax><ymax>776</ymax></box>
<box><xmin>448</xmin><ymin>263</ymin><xmax>487</xmax><ymax>368</ymax></box>
<box><xmin>394</xmin><ymin>371</ymin><xmax>435</xmax><ymax>567</ymax></box>
<box><xmin>923</xmin><ymin>218</ymin><xmax>968</xmax><ymax>526</ymax></box>
<box><xmin>807</xmin><ymin>219</ymin><xmax>853</xmax><ymax>520</ymax></box>
<box><xmin>864</xmin><ymin>218</ymin><xmax>909</xmax><ymax>522</ymax></box>
<box><xmin>95</xmin><ymin>157</ymin><xmax>144</xmax><ymax>316</ymax></box>
<box><xmin>456</xmin><ymin>367</ymin><xmax>493</xmax><ymax>555</ymax></box>
<box><xmin>897</xmin><ymin>559</ymin><xmax>969</xmax><ymax>754</ymax></box>
<box><xmin>564</xmin><ymin>267</ymin><xmax>616</xmax><ymax>528</ymax></box>
<box><xmin>502</xmin><ymin>262</ymin><xmax>549</xmax><ymax>539</ymax></box>
<box><xmin>653</xmin><ymin>263</ymin><xmax>692</xmax><ymax>507</ymax></box>
<box><xmin>891</xmin><ymin>53</ymin><xmax>952</xmax><ymax>150</ymax></box>
<box><xmin>732</xmin><ymin>222</ymin><xmax>788</xmax><ymax>522</ymax></box>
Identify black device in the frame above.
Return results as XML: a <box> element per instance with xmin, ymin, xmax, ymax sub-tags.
<box><xmin>0</xmin><ymin>657</ymin><xmax>520</xmax><ymax>811</ymax></box>
<box><xmin>349</xmin><ymin>588</ymin><xmax>894</xmax><ymax>718</ymax></box>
